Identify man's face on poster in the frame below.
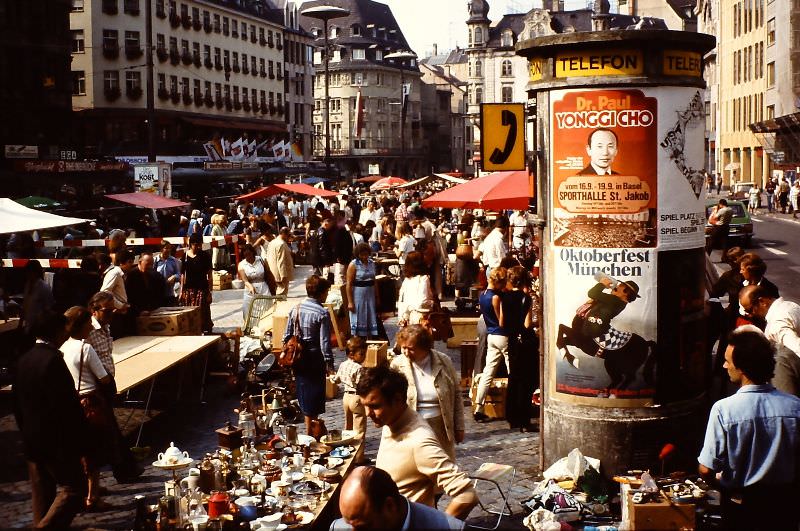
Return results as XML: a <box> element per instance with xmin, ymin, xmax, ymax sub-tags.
<box><xmin>586</xmin><ymin>129</ymin><xmax>618</xmax><ymax>173</ymax></box>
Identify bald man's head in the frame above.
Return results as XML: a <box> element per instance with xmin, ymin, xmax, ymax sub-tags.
<box><xmin>338</xmin><ymin>466</ymin><xmax>406</xmax><ymax>531</ymax></box>
<box><xmin>739</xmin><ymin>284</ymin><xmax>775</xmax><ymax>322</ymax></box>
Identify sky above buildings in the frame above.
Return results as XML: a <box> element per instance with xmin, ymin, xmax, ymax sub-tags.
<box><xmin>383</xmin><ymin>0</ymin><xmax>595</xmax><ymax>57</ymax></box>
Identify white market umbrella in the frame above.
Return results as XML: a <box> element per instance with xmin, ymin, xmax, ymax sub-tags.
<box><xmin>0</xmin><ymin>198</ymin><xmax>92</xmax><ymax>234</ymax></box>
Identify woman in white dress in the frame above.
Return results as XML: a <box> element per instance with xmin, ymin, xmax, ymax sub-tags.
<box><xmin>397</xmin><ymin>251</ymin><xmax>434</xmax><ymax>327</ymax></box>
<box><xmin>237</xmin><ymin>243</ymin><xmax>270</xmax><ymax>320</ymax></box>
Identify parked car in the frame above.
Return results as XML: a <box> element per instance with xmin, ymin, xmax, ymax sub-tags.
<box><xmin>729</xmin><ymin>181</ymin><xmax>755</xmax><ymax>201</ymax></box>
<box><xmin>705</xmin><ymin>199</ymin><xmax>754</xmax><ymax>247</ymax></box>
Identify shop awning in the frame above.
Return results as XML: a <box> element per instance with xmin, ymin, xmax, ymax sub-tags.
<box><xmin>237</xmin><ymin>183</ymin><xmax>339</xmax><ymax>200</ymax></box>
<box><xmin>421</xmin><ymin>171</ymin><xmax>532</xmax><ymax>210</ymax></box>
<box><xmin>397</xmin><ymin>173</ymin><xmax>468</xmax><ymax>188</ymax></box>
<box><xmin>1</xmin><ymin>198</ymin><xmax>92</xmax><ymax>234</ymax></box>
<box><xmin>105</xmin><ymin>192</ymin><xmax>190</xmax><ymax>209</ymax></box>
<box><xmin>182</xmin><ymin>116</ymin><xmax>287</xmax><ymax>134</ymax></box>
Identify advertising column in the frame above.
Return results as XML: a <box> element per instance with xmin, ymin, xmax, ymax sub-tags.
<box><xmin>517</xmin><ymin>31</ymin><xmax>715</xmax><ymax>475</ymax></box>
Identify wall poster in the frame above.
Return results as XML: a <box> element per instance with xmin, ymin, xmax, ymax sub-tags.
<box><xmin>548</xmin><ymin>87</ymin><xmax>707</xmax><ymax>405</ymax></box>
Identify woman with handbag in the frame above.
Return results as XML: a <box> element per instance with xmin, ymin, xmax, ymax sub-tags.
<box><xmin>180</xmin><ymin>232</ymin><xmax>214</xmax><ymax>333</ymax></box>
<box><xmin>61</xmin><ymin>306</ymin><xmax>114</xmax><ymax>512</ymax></box>
<box><xmin>503</xmin><ymin>266</ymin><xmax>537</xmax><ymax>432</ymax></box>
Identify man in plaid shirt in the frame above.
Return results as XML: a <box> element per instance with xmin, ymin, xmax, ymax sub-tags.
<box><xmin>87</xmin><ymin>291</ymin><xmax>116</xmax><ymax>378</ymax></box>
<box><xmin>394</xmin><ymin>195</ymin><xmax>412</xmax><ymax>240</ymax></box>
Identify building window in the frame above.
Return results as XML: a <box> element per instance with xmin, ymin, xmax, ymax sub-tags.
<box><xmin>351</xmin><ymin>72</ymin><xmax>364</xmax><ymax>85</ymax></box>
<box><xmin>475</xmin><ymin>86</ymin><xmax>483</xmax><ymax>104</ymax></box>
<box><xmin>72</xmin><ymin>71</ymin><xmax>86</xmax><ymax>95</ymax></box>
<box><xmin>474</xmin><ymin>27</ymin><xmax>483</xmax><ymax>44</ymax></box>
<box><xmin>375</xmin><ymin>50</ymin><xmax>383</xmax><ymax>61</ymax></box>
<box><xmin>351</xmin><ymin>24</ymin><xmax>361</xmax><ymax>36</ymax></box>
<box><xmin>71</xmin><ymin>0</ymin><xmax>84</xmax><ymax>11</ymax></box>
<box><xmin>766</xmin><ymin>104</ymin><xmax>774</xmax><ymax>120</ymax></box>
<box><xmin>71</xmin><ymin>30</ymin><xmax>85</xmax><ymax>53</ymax></box>
<box><xmin>126</xmin><ymin>71</ymin><xmax>141</xmax><ymax>91</ymax></box>
<box><xmin>170</xmin><ymin>75</ymin><xmax>178</xmax><ymax>92</ymax></box>
<box><xmin>232</xmin><ymin>20</ymin><xmax>238</xmax><ymax>38</ymax></box>
<box><xmin>213</xmin><ymin>13</ymin><xmax>220</xmax><ymax>33</ymax></box>
<box><xmin>104</xmin><ymin>70</ymin><xmax>120</xmax><ymax>90</ymax></box>
<box><xmin>501</xmin><ymin>60</ymin><xmax>512</xmax><ymax>76</ymax></box>
<box><xmin>352</xmin><ymin>48</ymin><xmax>365</xmax><ymax>60</ymax></box>
<box><xmin>475</xmin><ymin>60</ymin><xmax>482</xmax><ymax>77</ymax></box>
<box><xmin>222</xmin><ymin>16</ymin><xmax>229</xmax><ymax>36</ymax></box>
<box><xmin>501</xmin><ymin>86</ymin><xmax>513</xmax><ymax>103</ymax></box>
<box><xmin>330</xmin><ymin>26</ymin><xmax>339</xmax><ymax>38</ymax></box>
<box><xmin>766</xmin><ymin>61</ymin><xmax>775</xmax><ymax>86</ymax></box>
<box><xmin>501</xmin><ymin>31</ymin><xmax>513</xmax><ymax>47</ymax></box>
<box><xmin>158</xmin><ymin>73</ymin><xmax>166</xmax><ymax>91</ymax></box>
<box><xmin>125</xmin><ymin>30</ymin><xmax>141</xmax><ymax>49</ymax></box>
<box><xmin>767</xmin><ymin>18</ymin><xmax>775</xmax><ymax>45</ymax></box>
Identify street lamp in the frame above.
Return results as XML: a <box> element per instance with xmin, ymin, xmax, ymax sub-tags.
<box><xmin>301</xmin><ymin>5</ymin><xmax>350</xmax><ymax>181</ymax></box>
<box><xmin>385</xmin><ymin>50</ymin><xmax>417</xmax><ymax>178</ymax></box>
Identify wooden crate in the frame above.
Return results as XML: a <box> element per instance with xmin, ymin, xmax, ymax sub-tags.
<box><xmin>626</xmin><ymin>492</ymin><xmax>695</xmax><ymax>530</ymax></box>
<box><xmin>136</xmin><ymin>306</ymin><xmax>201</xmax><ymax>336</ymax></box>
<box><xmin>469</xmin><ymin>377</ymin><xmax>507</xmax><ymax>419</ymax></box>
<box><xmin>212</xmin><ymin>270</ymin><xmax>233</xmax><ymax>291</ymax></box>
<box><xmin>364</xmin><ymin>340</ymin><xmax>389</xmax><ymax>368</ymax></box>
<box><xmin>446</xmin><ymin>316</ymin><xmax>479</xmax><ymax>348</ymax></box>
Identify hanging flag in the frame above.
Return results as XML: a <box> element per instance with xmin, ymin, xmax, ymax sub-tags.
<box><xmin>212</xmin><ymin>137</ymin><xmax>224</xmax><ymax>159</ymax></box>
<box><xmin>230</xmin><ymin>137</ymin><xmax>244</xmax><ymax>160</ymax></box>
<box><xmin>290</xmin><ymin>141</ymin><xmax>304</xmax><ymax>162</ymax></box>
<box><xmin>203</xmin><ymin>142</ymin><xmax>222</xmax><ymax>161</ymax></box>
<box><xmin>221</xmin><ymin>137</ymin><xmax>231</xmax><ymax>157</ymax></box>
<box><xmin>353</xmin><ymin>90</ymin><xmax>364</xmax><ymax>139</ymax></box>
<box><xmin>272</xmin><ymin>140</ymin><xmax>285</xmax><ymax>160</ymax></box>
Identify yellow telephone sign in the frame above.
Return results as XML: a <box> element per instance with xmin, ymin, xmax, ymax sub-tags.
<box><xmin>480</xmin><ymin>103</ymin><xmax>526</xmax><ymax>172</ymax></box>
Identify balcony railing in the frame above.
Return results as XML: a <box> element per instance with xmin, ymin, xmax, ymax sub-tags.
<box><xmin>181</xmin><ymin>50</ymin><xmax>193</xmax><ymax>65</ymax></box>
<box><xmin>250</xmin><ymin>33</ymin><xmax>257</xmax><ymax>44</ymax></box>
<box><xmin>155</xmin><ymin>5</ymin><xmax>166</xmax><ymax>18</ymax></box>
<box><xmin>259</xmin><ymin>36</ymin><xmax>267</xmax><ymax>46</ymax></box>
<box><xmin>232</xmin><ymin>63</ymin><xmax>240</xmax><ymax>73</ymax></box>
<box><xmin>204</xmin><ymin>57</ymin><xmax>213</xmax><ymax>69</ymax></box>
<box><xmin>169</xmin><ymin>12</ymin><xmax>180</xmax><ymax>28</ymax></box>
<box><xmin>182</xmin><ymin>91</ymin><xmax>192</xmax><ymax>104</ymax></box>
<box><xmin>124</xmin><ymin>44</ymin><xmax>143</xmax><ymax>59</ymax></box>
<box><xmin>233</xmin><ymin>98</ymin><xmax>242</xmax><ymax>110</ymax></box>
<box><xmin>156</xmin><ymin>47</ymin><xmax>168</xmax><ymax>62</ymax></box>
<box><xmin>192</xmin><ymin>52</ymin><xmax>201</xmax><ymax>67</ymax></box>
<box><xmin>215</xmin><ymin>94</ymin><xmax>224</xmax><ymax>108</ymax></box>
<box><xmin>170</xmin><ymin>89</ymin><xmax>180</xmax><ymax>103</ymax></box>
<box><xmin>192</xmin><ymin>19</ymin><xmax>201</xmax><ymax>31</ymax></box>
<box><xmin>214</xmin><ymin>59</ymin><xmax>223</xmax><ymax>71</ymax></box>
<box><xmin>194</xmin><ymin>90</ymin><xmax>203</xmax><ymax>106</ymax></box>
<box><xmin>102</xmin><ymin>0</ymin><xmax>118</xmax><ymax>15</ymax></box>
<box><xmin>126</xmin><ymin>85</ymin><xmax>143</xmax><ymax>99</ymax></box>
<box><xmin>203</xmin><ymin>21</ymin><xmax>212</xmax><ymax>33</ymax></box>
<box><xmin>205</xmin><ymin>93</ymin><xmax>214</xmax><ymax>107</ymax></box>
<box><xmin>243</xmin><ymin>100</ymin><xmax>251</xmax><ymax>111</ymax></box>
<box><xmin>104</xmin><ymin>86</ymin><xmax>121</xmax><ymax>101</ymax></box>
<box><xmin>242</xmin><ymin>64</ymin><xmax>249</xmax><ymax>75</ymax></box>
<box><xmin>259</xmin><ymin>68</ymin><xmax>267</xmax><ymax>78</ymax></box>
<box><xmin>181</xmin><ymin>15</ymin><xmax>191</xmax><ymax>29</ymax></box>
<box><xmin>224</xmin><ymin>97</ymin><xmax>232</xmax><ymax>110</ymax></box>
<box><xmin>157</xmin><ymin>87</ymin><xmax>169</xmax><ymax>100</ymax></box>
<box><xmin>102</xmin><ymin>43</ymin><xmax>119</xmax><ymax>59</ymax></box>
<box><xmin>169</xmin><ymin>48</ymin><xmax>180</xmax><ymax>65</ymax></box>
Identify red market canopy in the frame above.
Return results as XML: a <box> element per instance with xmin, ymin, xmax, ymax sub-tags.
<box><xmin>237</xmin><ymin>183</ymin><xmax>339</xmax><ymax>201</ymax></box>
<box><xmin>421</xmin><ymin>171</ymin><xmax>532</xmax><ymax>210</ymax></box>
<box><xmin>105</xmin><ymin>192</ymin><xmax>189</xmax><ymax>209</ymax></box>
<box><xmin>370</xmin><ymin>176</ymin><xmax>408</xmax><ymax>191</ymax></box>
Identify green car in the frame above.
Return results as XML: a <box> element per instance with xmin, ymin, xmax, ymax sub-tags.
<box><xmin>705</xmin><ymin>199</ymin><xmax>754</xmax><ymax>247</ymax></box>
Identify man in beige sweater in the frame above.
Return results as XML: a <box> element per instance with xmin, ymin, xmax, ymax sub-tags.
<box><xmin>356</xmin><ymin>365</ymin><xmax>478</xmax><ymax>520</ymax></box>
<box><xmin>265</xmin><ymin>226</ymin><xmax>294</xmax><ymax>297</ymax></box>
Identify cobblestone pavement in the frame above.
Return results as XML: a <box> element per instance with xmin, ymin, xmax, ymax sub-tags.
<box><xmin>0</xmin><ymin>266</ymin><xmax>540</xmax><ymax>529</ymax></box>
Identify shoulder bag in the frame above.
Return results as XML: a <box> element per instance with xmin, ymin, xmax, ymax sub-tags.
<box><xmin>77</xmin><ymin>341</ymin><xmax>114</xmax><ymax>432</ymax></box>
<box><xmin>278</xmin><ymin>305</ymin><xmax>304</xmax><ymax>368</ymax></box>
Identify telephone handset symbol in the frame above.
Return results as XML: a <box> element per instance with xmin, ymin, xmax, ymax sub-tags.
<box><xmin>489</xmin><ymin>110</ymin><xmax>518</xmax><ymax>165</ymax></box>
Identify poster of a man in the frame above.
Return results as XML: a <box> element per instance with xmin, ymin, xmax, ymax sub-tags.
<box><xmin>577</xmin><ymin>128</ymin><xmax>621</xmax><ymax>176</ymax></box>
<box><xmin>551</xmin><ymin>89</ymin><xmax>658</xmax><ymax>248</ymax></box>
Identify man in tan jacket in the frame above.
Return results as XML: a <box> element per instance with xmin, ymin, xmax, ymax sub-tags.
<box><xmin>356</xmin><ymin>365</ymin><xmax>478</xmax><ymax>520</ymax></box>
<box><xmin>266</xmin><ymin>227</ymin><xmax>294</xmax><ymax>297</ymax></box>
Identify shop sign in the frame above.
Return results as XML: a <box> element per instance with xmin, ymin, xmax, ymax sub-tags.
<box><xmin>134</xmin><ymin>164</ymin><xmax>159</xmax><ymax>193</ymax></box>
<box><xmin>4</xmin><ymin>145</ymin><xmax>38</xmax><ymax>159</ymax></box>
<box><xmin>555</xmin><ymin>50</ymin><xmax>643</xmax><ymax>78</ymax></box>
<box><xmin>14</xmin><ymin>160</ymin><xmax>128</xmax><ymax>172</ymax></box>
<box><xmin>528</xmin><ymin>58</ymin><xmax>545</xmax><ymax>82</ymax></box>
<box><xmin>203</xmin><ymin>161</ymin><xmax>260</xmax><ymax>170</ymax></box>
<box><xmin>480</xmin><ymin>103</ymin><xmax>526</xmax><ymax>171</ymax></box>
<box><xmin>368</xmin><ymin>164</ymin><xmax>380</xmax><ymax>175</ymax></box>
<box><xmin>662</xmin><ymin>50</ymin><xmax>701</xmax><ymax>77</ymax></box>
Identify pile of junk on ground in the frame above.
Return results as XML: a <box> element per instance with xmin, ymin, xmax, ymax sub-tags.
<box><xmin>523</xmin><ymin>448</ymin><xmax>722</xmax><ymax>531</ymax></box>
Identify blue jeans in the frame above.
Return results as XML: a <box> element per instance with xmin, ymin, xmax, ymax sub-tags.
<box><xmin>767</xmin><ymin>193</ymin><xmax>774</xmax><ymax>212</ymax></box>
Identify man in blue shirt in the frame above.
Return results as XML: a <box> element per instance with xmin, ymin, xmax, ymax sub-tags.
<box><xmin>698</xmin><ymin>325</ymin><xmax>800</xmax><ymax>530</ymax></box>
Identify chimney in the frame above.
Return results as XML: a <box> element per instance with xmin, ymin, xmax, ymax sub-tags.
<box><xmin>549</xmin><ymin>0</ymin><xmax>561</xmax><ymax>12</ymax></box>
<box><xmin>433</xmin><ymin>43</ymin><xmax>438</xmax><ymax>56</ymax></box>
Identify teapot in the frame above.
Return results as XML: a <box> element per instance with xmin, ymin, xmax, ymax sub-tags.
<box><xmin>207</xmin><ymin>490</ymin><xmax>230</xmax><ymax>519</ymax></box>
<box><xmin>158</xmin><ymin>442</ymin><xmax>190</xmax><ymax>465</ymax></box>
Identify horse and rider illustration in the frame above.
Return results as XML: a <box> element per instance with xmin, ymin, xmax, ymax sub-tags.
<box><xmin>556</xmin><ymin>274</ymin><xmax>656</xmax><ymax>395</ymax></box>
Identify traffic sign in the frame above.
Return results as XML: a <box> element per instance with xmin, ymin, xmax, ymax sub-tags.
<box><xmin>480</xmin><ymin>103</ymin><xmax>526</xmax><ymax>171</ymax></box>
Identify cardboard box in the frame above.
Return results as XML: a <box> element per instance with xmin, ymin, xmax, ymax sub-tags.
<box><xmin>446</xmin><ymin>316</ymin><xmax>479</xmax><ymax>348</ymax></box>
<box><xmin>268</xmin><ymin>300</ymin><xmax>297</xmax><ymax>349</ymax></box>
<box><xmin>364</xmin><ymin>340</ymin><xmax>389</xmax><ymax>368</ymax></box>
<box><xmin>469</xmin><ymin>377</ymin><xmax>507</xmax><ymax>419</ymax></box>
<box><xmin>212</xmin><ymin>270</ymin><xmax>233</xmax><ymax>290</ymax></box>
<box><xmin>626</xmin><ymin>492</ymin><xmax>695</xmax><ymax>530</ymax></box>
<box><xmin>136</xmin><ymin>306</ymin><xmax>202</xmax><ymax>336</ymax></box>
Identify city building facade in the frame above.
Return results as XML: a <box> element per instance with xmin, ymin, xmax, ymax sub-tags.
<box><xmin>69</xmin><ymin>0</ymin><xmax>294</xmax><ymax>157</ymax></box>
<box><xmin>300</xmin><ymin>0</ymin><xmax>423</xmax><ymax>179</ymax></box>
<box><xmin>419</xmin><ymin>62</ymin><xmax>468</xmax><ymax>174</ymax></box>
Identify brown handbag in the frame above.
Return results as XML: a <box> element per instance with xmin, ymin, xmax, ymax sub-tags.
<box><xmin>278</xmin><ymin>305</ymin><xmax>303</xmax><ymax>368</ymax></box>
<box><xmin>427</xmin><ymin>301</ymin><xmax>455</xmax><ymax>342</ymax></box>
